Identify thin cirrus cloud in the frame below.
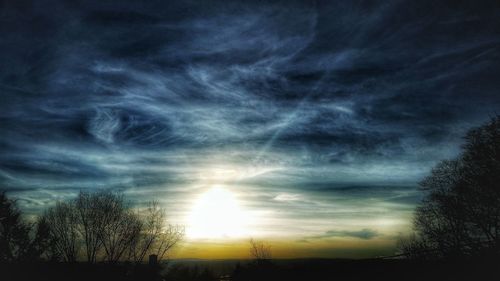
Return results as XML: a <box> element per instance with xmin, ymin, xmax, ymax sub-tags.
<box><xmin>308</xmin><ymin>229</ymin><xmax>380</xmax><ymax>241</ymax></box>
<box><xmin>1</xmin><ymin>0</ymin><xmax>500</xmax><ymax>257</ymax></box>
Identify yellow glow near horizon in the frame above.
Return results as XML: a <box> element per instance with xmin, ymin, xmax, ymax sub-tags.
<box><xmin>186</xmin><ymin>186</ymin><xmax>253</xmax><ymax>239</ymax></box>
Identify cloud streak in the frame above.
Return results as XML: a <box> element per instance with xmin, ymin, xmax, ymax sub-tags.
<box><xmin>308</xmin><ymin>229</ymin><xmax>380</xmax><ymax>240</ymax></box>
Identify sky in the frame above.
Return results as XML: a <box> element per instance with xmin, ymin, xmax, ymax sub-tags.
<box><xmin>1</xmin><ymin>0</ymin><xmax>500</xmax><ymax>259</ymax></box>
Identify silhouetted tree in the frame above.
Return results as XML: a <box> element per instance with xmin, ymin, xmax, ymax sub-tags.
<box><xmin>29</xmin><ymin>216</ymin><xmax>54</xmax><ymax>260</ymax></box>
<box><xmin>232</xmin><ymin>239</ymin><xmax>275</xmax><ymax>281</ymax></box>
<box><xmin>396</xmin><ymin>233</ymin><xmax>433</xmax><ymax>260</ymax></box>
<box><xmin>0</xmin><ymin>192</ymin><xmax>31</xmax><ymax>261</ymax></box>
<box><xmin>459</xmin><ymin>116</ymin><xmax>500</xmax><ymax>251</ymax></box>
<box><xmin>44</xmin><ymin>201</ymin><xmax>80</xmax><ymax>262</ymax></box>
<box><xmin>74</xmin><ymin>190</ymin><xmax>147</xmax><ymax>263</ymax></box>
<box><xmin>155</xmin><ymin>224</ymin><xmax>184</xmax><ymax>261</ymax></box>
<box><xmin>0</xmin><ymin>191</ymin><xmax>53</xmax><ymax>262</ymax></box>
<box><xmin>2</xmin><ymin>190</ymin><xmax>183</xmax><ymax>264</ymax></box>
<box><xmin>100</xmin><ymin>197</ymin><xmax>142</xmax><ymax>263</ymax></box>
<box><xmin>400</xmin><ymin>116</ymin><xmax>500</xmax><ymax>259</ymax></box>
<box><xmin>129</xmin><ymin>201</ymin><xmax>164</xmax><ymax>263</ymax></box>
<box><xmin>75</xmin><ymin>191</ymin><xmax>109</xmax><ymax>263</ymax></box>
<box><xmin>249</xmin><ymin>239</ymin><xmax>272</xmax><ymax>261</ymax></box>
<box><xmin>128</xmin><ymin>201</ymin><xmax>184</xmax><ymax>263</ymax></box>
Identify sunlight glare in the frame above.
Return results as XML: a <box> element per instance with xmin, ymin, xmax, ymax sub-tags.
<box><xmin>187</xmin><ymin>186</ymin><xmax>252</xmax><ymax>239</ymax></box>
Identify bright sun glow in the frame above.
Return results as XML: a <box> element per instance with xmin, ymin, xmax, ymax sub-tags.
<box><xmin>187</xmin><ymin>186</ymin><xmax>252</xmax><ymax>239</ymax></box>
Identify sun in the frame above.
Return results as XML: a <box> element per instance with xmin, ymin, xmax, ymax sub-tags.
<box><xmin>187</xmin><ymin>186</ymin><xmax>252</xmax><ymax>239</ymax></box>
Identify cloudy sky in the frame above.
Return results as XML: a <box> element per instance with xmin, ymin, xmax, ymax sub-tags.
<box><xmin>1</xmin><ymin>0</ymin><xmax>500</xmax><ymax>258</ymax></box>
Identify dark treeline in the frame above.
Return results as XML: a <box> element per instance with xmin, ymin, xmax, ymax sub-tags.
<box><xmin>0</xmin><ymin>190</ymin><xmax>183</xmax><ymax>264</ymax></box>
<box><xmin>398</xmin><ymin>116</ymin><xmax>500</xmax><ymax>259</ymax></box>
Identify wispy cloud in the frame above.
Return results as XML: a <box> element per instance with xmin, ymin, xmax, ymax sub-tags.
<box><xmin>0</xmin><ymin>0</ymin><xmax>499</xmax><ymax>254</ymax></box>
<box><xmin>306</xmin><ymin>229</ymin><xmax>380</xmax><ymax>241</ymax></box>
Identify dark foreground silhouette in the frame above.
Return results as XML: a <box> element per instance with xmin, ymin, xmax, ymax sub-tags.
<box><xmin>1</xmin><ymin>258</ymin><xmax>499</xmax><ymax>281</ymax></box>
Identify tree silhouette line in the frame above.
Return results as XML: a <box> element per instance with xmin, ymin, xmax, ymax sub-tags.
<box><xmin>2</xmin><ymin>117</ymin><xmax>500</xmax><ymax>265</ymax></box>
<box><xmin>0</xmin><ymin>190</ymin><xmax>183</xmax><ymax>263</ymax></box>
<box><xmin>399</xmin><ymin>116</ymin><xmax>500</xmax><ymax>259</ymax></box>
